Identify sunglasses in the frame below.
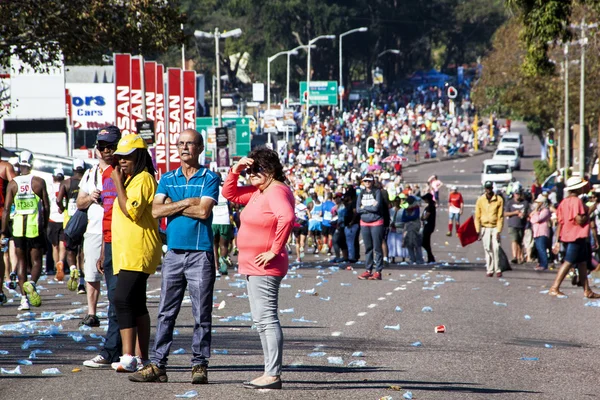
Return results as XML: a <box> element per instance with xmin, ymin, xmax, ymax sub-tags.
<box><xmin>246</xmin><ymin>165</ymin><xmax>265</xmax><ymax>175</ymax></box>
<box><xmin>97</xmin><ymin>143</ymin><xmax>117</xmax><ymax>152</ymax></box>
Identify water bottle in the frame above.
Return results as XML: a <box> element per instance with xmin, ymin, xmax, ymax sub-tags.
<box><xmin>1</xmin><ymin>238</ymin><xmax>9</xmax><ymax>253</ymax></box>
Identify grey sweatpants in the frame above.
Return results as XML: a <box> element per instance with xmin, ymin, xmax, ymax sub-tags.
<box><xmin>247</xmin><ymin>275</ymin><xmax>284</xmax><ymax>376</ymax></box>
<box><xmin>361</xmin><ymin>224</ymin><xmax>385</xmax><ymax>272</ymax></box>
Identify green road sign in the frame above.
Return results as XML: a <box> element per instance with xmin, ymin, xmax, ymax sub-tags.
<box><xmin>196</xmin><ymin>116</ymin><xmax>251</xmax><ymax>157</ymax></box>
<box><xmin>299</xmin><ymin>81</ymin><xmax>338</xmax><ymax>106</ymax></box>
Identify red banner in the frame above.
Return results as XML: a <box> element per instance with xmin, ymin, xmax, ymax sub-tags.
<box><xmin>144</xmin><ymin>61</ymin><xmax>156</xmax><ymax>123</ymax></box>
<box><xmin>114</xmin><ymin>53</ymin><xmax>131</xmax><ymax>135</ymax></box>
<box><xmin>167</xmin><ymin>68</ymin><xmax>182</xmax><ymax>171</ymax></box>
<box><xmin>65</xmin><ymin>89</ymin><xmax>72</xmax><ymax>124</ymax></box>
<box><xmin>155</xmin><ymin>64</ymin><xmax>167</xmax><ymax>177</ymax></box>
<box><xmin>130</xmin><ymin>56</ymin><xmax>144</xmax><ymax>134</ymax></box>
<box><xmin>182</xmin><ymin>70</ymin><xmax>196</xmax><ymax>131</ymax></box>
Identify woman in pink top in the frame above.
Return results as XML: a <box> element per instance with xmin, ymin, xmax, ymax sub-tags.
<box><xmin>222</xmin><ymin>148</ymin><xmax>294</xmax><ymax>390</ymax></box>
<box><xmin>530</xmin><ymin>194</ymin><xmax>551</xmax><ymax>271</ymax></box>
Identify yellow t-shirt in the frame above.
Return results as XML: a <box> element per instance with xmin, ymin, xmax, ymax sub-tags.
<box><xmin>111</xmin><ymin>171</ymin><xmax>161</xmax><ymax>275</ymax></box>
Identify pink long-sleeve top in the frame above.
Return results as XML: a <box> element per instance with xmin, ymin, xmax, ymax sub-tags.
<box><xmin>529</xmin><ymin>207</ymin><xmax>551</xmax><ymax>238</ymax></box>
<box><xmin>222</xmin><ymin>171</ymin><xmax>295</xmax><ymax>277</ymax></box>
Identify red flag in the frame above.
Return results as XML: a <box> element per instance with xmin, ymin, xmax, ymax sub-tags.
<box><xmin>130</xmin><ymin>56</ymin><xmax>144</xmax><ymax>133</ymax></box>
<box><xmin>167</xmin><ymin>68</ymin><xmax>182</xmax><ymax>171</ymax></box>
<box><xmin>457</xmin><ymin>216</ymin><xmax>478</xmax><ymax>247</ymax></box>
<box><xmin>182</xmin><ymin>70</ymin><xmax>196</xmax><ymax>131</ymax></box>
<box><xmin>114</xmin><ymin>53</ymin><xmax>131</xmax><ymax>135</ymax></box>
<box><xmin>155</xmin><ymin>64</ymin><xmax>167</xmax><ymax>177</ymax></box>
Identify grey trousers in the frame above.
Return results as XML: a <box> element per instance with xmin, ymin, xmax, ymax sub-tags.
<box><xmin>151</xmin><ymin>250</ymin><xmax>215</xmax><ymax>368</ymax></box>
<box><xmin>247</xmin><ymin>275</ymin><xmax>284</xmax><ymax>376</ymax></box>
<box><xmin>361</xmin><ymin>224</ymin><xmax>385</xmax><ymax>272</ymax></box>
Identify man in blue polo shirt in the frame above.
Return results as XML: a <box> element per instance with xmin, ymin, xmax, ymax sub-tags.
<box><xmin>129</xmin><ymin>129</ymin><xmax>219</xmax><ymax>385</ymax></box>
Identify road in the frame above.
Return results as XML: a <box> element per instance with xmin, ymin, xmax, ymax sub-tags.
<box><xmin>2</xmin><ymin>122</ymin><xmax>600</xmax><ymax>400</ymax></box>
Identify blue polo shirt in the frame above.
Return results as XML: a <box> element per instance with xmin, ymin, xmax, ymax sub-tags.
<box><xmin>156</xmin><ymin>167</ymin><xmax>219</xmax><ymax>251</ymax></box>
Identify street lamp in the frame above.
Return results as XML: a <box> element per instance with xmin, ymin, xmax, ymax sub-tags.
<box><xmin>339</xmin><ymin>27</ymin><xmax>368</xmax><ymax>113</ymax></box>
<box><xmin>194</xmin><ymin>27</ymin><xmax>243</xmax><ymax>127</ymax></box>
<box><xmin>286</xmin><ymin>45</ymin><xmax>314</xmax><ymax>108</ymax></box>
<box><xmin>267</xmin><ymin>50</ymin><xmax>298</xmax><ymax>109</ymax></box>
<box><xmin>377</xmin><ymin>49</ymin><xmax>401</xmax><ymax>58</ymax></box>
<box><xmin>305</xmin><ymin>34</ymin><xmax>336</xmax><ymax>124</ymax></box>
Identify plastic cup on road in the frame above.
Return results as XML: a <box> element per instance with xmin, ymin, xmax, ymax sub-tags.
<box><xmin>435</xmin><ymin>325</ymin><xmax>446</xmax><ymax>333</ymax></box>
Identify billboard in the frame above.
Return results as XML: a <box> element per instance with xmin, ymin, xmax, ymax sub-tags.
<box><xmin>167</xmin><ymin>68</ymin><xmax>182</xmax><ymax>171</ymax></box>
<box><xmin>64</xmin><ymin>83</ymin><xmax>116</xmax><ymax>130</ymax></box>
<box><xmin>114</xmin><ymin>53</ymin><xmax>131</xmax><ymax>135</ymax></box>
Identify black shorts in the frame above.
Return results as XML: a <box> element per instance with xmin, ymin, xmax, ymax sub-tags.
<box><xmin>293</xmin><ymin>224</ymin><xmax>308</xmax><ymax>237</ymax></box>
<box><xmin>322</xmin><ymin>225</ymin><xmax>334</xmax><ymax>237</ymax></box>
<box><xmin>14</xmin><ymin>235</ymin><xmax>46</xmax><ymax>251</ymax></box>
<box><xmin>47</xmin><ymin>221</ymin><xmax>65</xmax><ymax>246</ymax></box>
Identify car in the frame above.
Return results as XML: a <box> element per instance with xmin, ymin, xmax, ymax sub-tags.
<box><xmin>492</xmin><ymin>148</ymin><xmax>520</xmax><ymax>171</ymax></box>
<box><xmin>482</xmin><ymin>159</ymin><xmax>513</xmax><ymax>190</ymax></box>
<box><xmin>498</xmin><ymin>132</ymin><xmax>524</xmax><ymax>156</ymax></box>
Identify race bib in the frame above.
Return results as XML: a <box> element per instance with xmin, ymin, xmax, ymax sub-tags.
<box><xmin>15</xmin><ymin>193</ymin><xmax>36</xmax><ymax>215</ymax></box>
<box><xmin>68</xmin><ymin>199</ymin><xmax>78</xmax><ymax>216</ymax></box>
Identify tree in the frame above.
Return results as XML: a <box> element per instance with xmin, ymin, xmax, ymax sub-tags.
<box><xmin>0</xmin><ymin>0</ymin><xmax>185</xmax><ymax>71</ymax></box>
<box><xmin>472</xmin><ymin>7</ymin><xmax>600</xmax><ymax>140</ymax></box>
<box><xmin>505</xmin><ymin>0</ymin><xmax>600</xmax><ymax>76</ymax></box>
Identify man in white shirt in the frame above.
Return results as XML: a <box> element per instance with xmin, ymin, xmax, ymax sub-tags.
<box><xmin>48</xmin><ymin>168</ymin><xmax>66</xmax><ymax>280</ymax></box>
<box><xmin>76</xmin><ymin>157</ymin><xmax>105</xmax><ymax>327</ymax></box>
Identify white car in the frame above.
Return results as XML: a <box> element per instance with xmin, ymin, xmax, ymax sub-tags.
<box><xmin>498</xmin><ymin>132</ymin><xmax>524</xmax><ymax>156</ymax></box>
<box><xmin>493</xmin><ymin>148</ymin><xmax>520</xmax><ymax>171</ymax></box>
<box><xmin>482</xmin><ymin>159</ymin><xmax>513</xmax><ymax>190</ymax></box>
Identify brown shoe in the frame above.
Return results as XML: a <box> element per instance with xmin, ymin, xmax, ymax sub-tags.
<box><xmin>496</xmin><ymin>272</ymin><xmax>502</xmax><ymax>278</ymax></box>
<box><xmin>55</xmin><ymin>261</ymin><xmax>65</xmax><ymax>282</ymax></box>
<box><xmin>191</xmin><ymin>364</ymin><xmax>208</xmax><ymax>384</ymax></box>
<box><xmin>129</xmin><ymin>363</ymin><xmax>168</xmax><ymax>383</ymax></box>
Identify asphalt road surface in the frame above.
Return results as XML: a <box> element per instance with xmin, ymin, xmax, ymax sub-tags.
<box><xmin>2</xmin><ymin>122</ymin><xmax>600</xmax><ymax>400</ymax></box>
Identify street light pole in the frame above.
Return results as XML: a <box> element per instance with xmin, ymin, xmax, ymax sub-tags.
<box><xmin>305</xmin><ymin>35</ymin><xmax>336</xmax><ymax>126</ymax></box>
<box><xmin>194</xmin><ymin>27</ymin><xmax>243</xmax><ymax>127</ymax></box>
<box><xmin>339</xmin><ymin>27</ymin><xmax>368</xmax><ymax>114</ymax></box>
<box><xmin>286</xmin><ymin>45</ymin><xmax>314</xmax><ymax>108</ymax></box>
<box><xmin>267</xmin><ymin>50</ymin><xmax>298</xmax><ymax>110</ymax></box>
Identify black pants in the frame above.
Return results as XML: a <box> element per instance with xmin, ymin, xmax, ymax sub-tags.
<box><xmin>422</xmin><ymin>230</ymin><xmax>435</xmax><ymax>263</ymax></box>
<box><xmin>113</xmin><ymin>270</ymin><xmax>150</xmax><ymax>329</ymax></box>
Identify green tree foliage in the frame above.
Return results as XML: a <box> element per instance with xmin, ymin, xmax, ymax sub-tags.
<box><xmin>0</xmin><ymin>0</ymin><xmax>185</xmax><ymax>71</ymax></box>
<box><xmin>472</xmin><ymin>6</ymin><xmax>600</xmax><ymax>139</ymax></box>
<box><xmin>506</xmin><ymin>0</ymin><xmax>600</xmax><ymax>75</ymax></box>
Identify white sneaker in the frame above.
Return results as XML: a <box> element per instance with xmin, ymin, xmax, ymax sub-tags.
<box><xmin>215</xmin><ymin>270</ymin><xmax>222</xmax><ymax>277</ymax></box>
<box><xmin>135</xmin><ymin>356</ymin><xmax>150</xmax><ymax>371</ymax></box>
<box><xmin>111</xmin><ymin>354</ymin><xmax>137</xmax><ymax>373</ymax></box>
<box><xmin>18</xmin><ymin>297</ymin><xmax>30</xmax><ymax>311</ymax></box>
<box><xmin>83</xmin><ymin>354</ymin><xmax>111</xmax><ymax>368</ymax></box>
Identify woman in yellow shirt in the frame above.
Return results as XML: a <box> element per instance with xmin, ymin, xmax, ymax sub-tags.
<box><xmin>110</xmin><ymin>134</ymin><xmax>162</xmax><ymax>373</ymax></box>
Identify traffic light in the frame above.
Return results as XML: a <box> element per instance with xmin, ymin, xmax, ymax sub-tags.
<box><xmin>366</xmin><ymin>137</ymin><xmax>376</xmax><ymax>155</ymax></box>
<box><xmin>547</xmin><ymin>129</ymin><xmax>555</xmax><ymax>146</ymax></box>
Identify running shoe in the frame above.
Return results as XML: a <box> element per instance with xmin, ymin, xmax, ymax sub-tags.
<box><xmin>215</xmin><ymin>270</ymin><xmax>222</xmax><ymax>277</ymax></box>
<box><xmin>18</xmin><ymin>296</ymin><xmax>30</xmax><ymax>311</ymax></box>
<box><xmin>111</xmin><ymin>354</ymin><xmax>138</xmax><ymax>373</ymax></box>
<box><xmin>83</xmin><ymin>354</ymin><xmax>111</xmax><ymax>368</ymax></box>
<box><xmin>77</xmin><ymin>284</ymin><xmax>86</xmax><ymax>294</ymax></box>
<box><xmin>135</xmin><ymin>356</ymin><xmax>151</xmax><ymax>371</ymax></box>
<box><xmin>68</xmin><ymin>267</ymin><xmax>79</xmax><ymax>292</ymax></box>
<box><xmin>23</xmin><ymin>281</ymin><xmax>41</xmax><ymax>307</ymax></box>
<box><xmin>79</xmin><ymin>314</ymin><xmax>100</xmax><ymax>328</ymax></box>
<box><xmin>8</xmin><ymin>272</ymin><xmax>17</xmax><ymax>290</ymax></box>
<box><xmin>54</xmin><ymin>261</ymin><xmax>65</xmax><ymax>281</ymax></box>
<box><xmin>218</xmin><ymin>256</ymin><xmax>229</xmax><ymax>275</ymax></box>
<box><xmin>0</xmin><ymin>292</ymin><xmax>7</xmax><ymax>305</ymax></box>
<box><xmin>357</xmin><ymin>271</ymin><xmax>372</xmax><ymax>280</ymax></box>
<box><xmin>368</xmin><ymin>272</ymin><xmax>382</xmax><ymax>280</ymax></box>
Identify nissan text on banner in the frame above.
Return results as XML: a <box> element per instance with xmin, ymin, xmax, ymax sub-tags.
<box><xmin>114</xmin><ymin>53</ymin><xmax>131</xmax><ymax>135</ymax></box>
<box><xmin>155</xmin><ymin>64</ymin><xmax>167</xmax><ymax>177</ymax></box>
<box><xmin>167</xmin><ymin>68</ymin><xmax>182</xmax><ymax>171</ymax></box>
<box><xmin>130</xmin><ymin>56</ymin><xmax>144</xmax><ymax>134</ymax></box>
<box><xmin>144</xmin><ymin>61</ymin><xmax>157</xmax><ymax>126</ymax></box>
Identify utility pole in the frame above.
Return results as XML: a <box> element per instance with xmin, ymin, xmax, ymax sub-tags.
<box><xmin>571</xmin><ymin>18</ymin><xmax>598</xmax><ymax>176</ymax></box>
<box><xmin>564</xmin><ymin>44</ymin><xmax>570</xmax><ymax>180</ymax></box>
